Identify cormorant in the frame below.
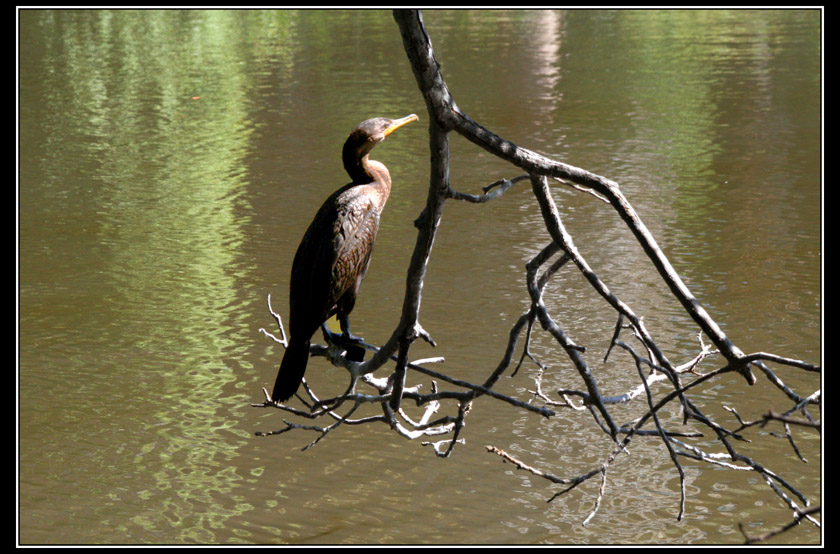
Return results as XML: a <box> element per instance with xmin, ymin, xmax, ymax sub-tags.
<box><xmin>271</xmin><ymin>114</ymin><xmax>418</xmax><ymax>402</ymax></box>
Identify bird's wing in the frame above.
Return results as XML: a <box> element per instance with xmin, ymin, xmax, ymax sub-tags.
<box><xmin>329</xmin><ymin>189</ymin><xmax>380</xmax><ymax>304</ymax></box>
<box><xmin>287</xmin><ymin>185</ymin><xmax>380</xmax><ymax>335</ymax></box>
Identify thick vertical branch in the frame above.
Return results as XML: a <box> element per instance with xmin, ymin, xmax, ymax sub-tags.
<box><xmin>393</xmin><ymin>10</ymin><xmax>460</xmax><ymax>132</ymax></box>
<box><xmin>386</xmin><ymin>89</ymin><xmax>452</xmax><ymax>411</ymax></box>
<box><xmin>399</xmin><ymin>118</ymin><xmax>450</xmax><ymax>335</ymax></box>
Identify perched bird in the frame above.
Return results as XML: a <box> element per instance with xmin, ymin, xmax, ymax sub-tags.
<box><xmin>272</xmin><ymin>114</ymin><xmax>418</xmax><ymax>402</ymax></box>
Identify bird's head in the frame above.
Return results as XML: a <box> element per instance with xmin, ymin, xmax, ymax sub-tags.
<box><xmin>343</xmin><ymin>114</ymin><xmax>419</xmax><ymax>163</ymax></box>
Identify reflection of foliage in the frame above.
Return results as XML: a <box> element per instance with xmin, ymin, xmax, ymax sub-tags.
<box><xmin>20</xmin><ymin>10</ymin><xmax>305</xmax><ymax>540</ymax></box>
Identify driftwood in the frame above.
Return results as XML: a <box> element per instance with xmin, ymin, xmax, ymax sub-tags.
<box><xmin>254</xmin><ymin>9</ymin><xmax>821</xmax><ymax>543</ymax></box>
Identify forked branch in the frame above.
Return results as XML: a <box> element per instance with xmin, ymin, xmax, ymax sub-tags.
<box><xmin>254</xmin><ymin>10</ymin><xmax>820</xmax><ymax>543</ymax></box>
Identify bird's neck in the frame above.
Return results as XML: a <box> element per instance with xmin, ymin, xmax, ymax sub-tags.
<box><xmin>346</xmin><ymin>155</ymin><xmax>392</xmax><ymax>195</ymax></box>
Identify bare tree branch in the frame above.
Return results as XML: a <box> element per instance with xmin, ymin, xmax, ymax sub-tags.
<box><xmin>254</xmin><ymin>10</ymin><xmax>821</xmax><ymax>543</ymax></box>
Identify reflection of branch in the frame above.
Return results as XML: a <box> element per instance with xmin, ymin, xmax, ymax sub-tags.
<box><xmin>254</xmin><ymin>9</ymin><xmax>820</xmax><ymax>542</ymax></box>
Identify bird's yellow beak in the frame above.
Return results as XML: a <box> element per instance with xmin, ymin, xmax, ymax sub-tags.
<box><xmin>383</xmin><ymin>113</ymin><xmax>419</xmax><ymax>137</ymax></box>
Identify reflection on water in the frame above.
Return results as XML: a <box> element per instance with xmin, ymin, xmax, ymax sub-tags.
<box><xmin>19</xmin><ymin>9</ymin><xmax>820</xmax><ymax>544</ymax></box>
<box><xmin>20</xmin><ymin>9</ymin><xmax>271</xmax><ymax>542</ymax></box>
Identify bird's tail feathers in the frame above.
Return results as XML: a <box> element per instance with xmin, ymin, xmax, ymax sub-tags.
<box><xmin>271</xmin><ymin>339</ymin><xmax>310</xmax><ymax>402</ymax></box>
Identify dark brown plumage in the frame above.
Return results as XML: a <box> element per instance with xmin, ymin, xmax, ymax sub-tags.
<box><xmin>272</xmin><ymin>114</ymin><xmax>418</xmax><ymax>402</ymax></box>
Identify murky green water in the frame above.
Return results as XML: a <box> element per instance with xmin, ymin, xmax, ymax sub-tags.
<box><xmin>19</xmin><ymin>9</ymin><xmax>821</xmax><ymax>544</ymax></box>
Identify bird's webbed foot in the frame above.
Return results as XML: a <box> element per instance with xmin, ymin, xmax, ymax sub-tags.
<box><xmin>321</xmin><ymin>321</ymin><xmax>366</xmax><ymax>362</ymax></box>
<box><xmin>338</xmin><ymin>316</ymin><xmax>365</xmax><ymax>345</ymax></box>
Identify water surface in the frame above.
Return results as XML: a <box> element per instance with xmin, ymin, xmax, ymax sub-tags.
<box><xmin>19</xmin><ymin>9</ymin><xmax>821</xmax><ymax>544</ymax></box>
